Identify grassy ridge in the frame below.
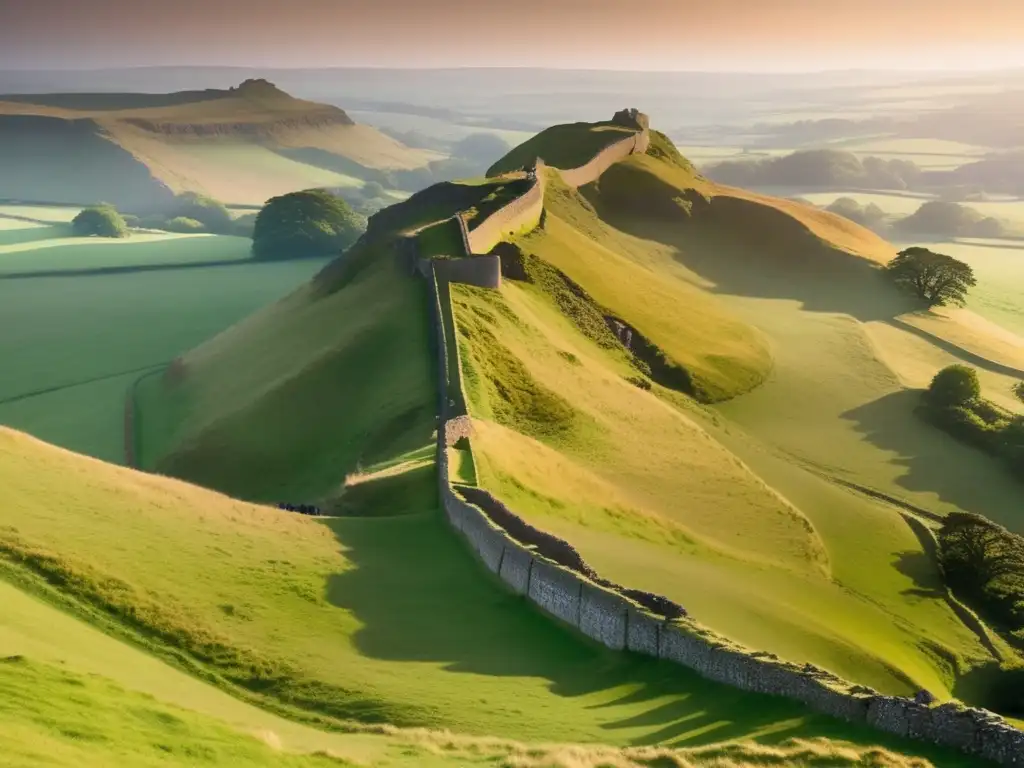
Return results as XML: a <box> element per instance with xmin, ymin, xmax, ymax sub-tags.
<box><xmin>452</xmin><ymin>274</ymin><xmax>995</xmax><ymax>699</ymax></box>
<box><xmin>141</xmin><ymin>245</ymin><xmax>435</xmax><ymax>502</ymax></box>
<box><xmin>487</xmin><ymin>121</ymin><xmax>637</xmax><ymax>176</ymax></box>
<box><xmin>0</xmin><ymin>424</ymin><xmax>971</xmax><ymax>762</ymax></box>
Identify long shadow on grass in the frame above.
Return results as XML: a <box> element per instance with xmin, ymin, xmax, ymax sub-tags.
<box><xmin>841</xmin><ymin>390</ymin><xmax>1024</xmax><ymax>531</ymax></box>
<box><xmin>0</xmin><ymin>223</ymin><xmax>71</xmax><ymax>248</ymax></box>
<box><xmin>319</xmin><ymin>510</ymin><xmax>973</xmax><ymax>761</ymax></box>
<box><xmin>592</xmin><ymin>180</ymin><xmax>921</xmax><ymax>323</ymax></box>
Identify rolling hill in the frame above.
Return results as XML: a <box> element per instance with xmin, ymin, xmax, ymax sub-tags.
<box><xmin>4</xmin><ymin>112</ymin><xmax>1024</xmax><ymax>766</ymax></box>
<box><xmin>0</xmin><ymin>79</ymin><xmax>437</xmax><ymax>208</ymax></box>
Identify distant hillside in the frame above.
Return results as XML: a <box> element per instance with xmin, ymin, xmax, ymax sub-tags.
<box><xmin>0</xmin><ymin>79</ymin><xmax>437</xmax><ymax>209</ymax></box>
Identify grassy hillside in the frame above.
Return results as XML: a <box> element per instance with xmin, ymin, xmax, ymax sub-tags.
<box><xmin>0</xmin><ymin>214</ymin><xmax>323</xmax><ymax>463</ymax></box>
<box><xmin>0</xmin><ymin>425</ymin><xmax>973</xmax><ymax>766</ymax></box>
<box><xmin>0</xmin><ymin>80</ymin><xmax>435</xmax><ymax>207</ymax></box>
<box><xmin>487</xmin><ymin>120</ymin><xmax>637</xmax><ymax>175</ymax></box>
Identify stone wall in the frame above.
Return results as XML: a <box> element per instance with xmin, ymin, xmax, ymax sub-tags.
<box><xmin>464</xmin><ymin>160</ymin><xmax>548</xmax><ymax>255</ymax></box>
<box><xmin>434</xmin><ymin>255</ymin><xmax>501</xmax><ymax>289</ymax></box>
<box><xmin>556</xmin><ymin>124</ymin><xmax>650</xmax><ymax>189</ymax></box>
<box><xmin>414</xmin><ymin>111</ymin><xmax>1024</xmax><ymax>765</ymax></box>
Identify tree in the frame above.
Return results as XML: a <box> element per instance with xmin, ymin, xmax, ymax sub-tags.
<box><xmin>165</xmin><ymin>216</ymin><xmax>206</xmax><ymax>233</ymax></box>
<box><xmin>171</xmin><ymin>192</ymin><xmax>233</xmax><ymax>234</ymax></box>
<box><xmin>72</xmin><ymin>205</ymin><xmax>128</xmax><ymax>238</ymax></box>
<box><xmin>450</xmin><ymin>133</ymin><xmax>511</xmax><ymax>165</ymax></box>
<box><xmin>252</xmin><ymin>189</ymin><xmax>363</xmax><ymax>261</ymax></box>
<box><xmin>361</xmin><ymin>181</ymin><xmax>386</xmax><ymax>200</ymax></box>
<box><xmin>926</xmin><ymin>364</ymin><xmax>981</xmax><ymax>408</ymax></box>
<box><xmin>885</xmin><ymin>246</ymin><xmax>976</xmax><ymax>307</ymax></box>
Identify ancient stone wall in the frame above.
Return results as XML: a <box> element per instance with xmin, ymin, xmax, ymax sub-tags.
<box><xmin>413</xmin><ymin>111</ymin><xmax>1024</xmax><ymax>765</ymax></box>
<box><xmin>464</xmin><ymin>160</ymin><xmax>548</xmax><ymax>255</ymax></box>
<box><xmin>434</xmin><ymin>255</ymin><xmax>501</xmax><ymax>289</ymax></box>
<box><xmin>556</xmin><ymin>125</ymin><xmax>650</xmax><ymax>189</ymax></box>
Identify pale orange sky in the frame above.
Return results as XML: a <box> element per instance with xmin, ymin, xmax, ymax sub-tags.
<box><xmin>2</xmin><ymin>0</ymin><xmax>1023</xmax><ymax>70</ymax></box>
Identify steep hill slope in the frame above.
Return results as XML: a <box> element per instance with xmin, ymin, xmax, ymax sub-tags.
<box><xmin>127</xmin><ymin>118</ymin><xmax>1024</xmax><ymax>757</ymax></box>
<box><xmin>1</xmin><ymin>425</ymin><xmax>970</xmax><ymax>766</ymax></box>
<box><xmin>0</xmin><ymin>79</ymin><xmax>435</xmax><ymax>208</ymax></box>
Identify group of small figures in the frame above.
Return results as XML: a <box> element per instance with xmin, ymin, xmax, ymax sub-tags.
<box><xmin>276</xmin><ymin>502</ymin><xmax>323</xmax><ymax>517</ymax></box>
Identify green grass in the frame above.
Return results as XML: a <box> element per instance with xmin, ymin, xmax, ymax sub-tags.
<box><xmin>0</xmin><ymin>237</ymin><xmax>324</xmax><ymax>462</ymax></box>
<box><xmin>452</xmin><ymin>275</ymin><xmax>997</xmax><ymax>701</ymax></box>
<box><xmin>488</xmin><ymin>121</ymin><xmax>637</xmax><ymax>176</ymax></box>
<box><xmin>0</xmin><ymin>231</ymin><xmax>252</xmax><ymax>274</ymax></box>
<box><xmin>517</xmin><ymin>173</ymin><xmax>772</xmax><ymax>401</ymax></box>
<box><xmin>138</xmin><ymin>246</ymin><xmax>436</xmax><ymax>503</ymax></box>
<box><xmin>909</xmin><ymin>240</ymin><xmax>1024</xmax><ymax>338</ymax></box>
<box><xmin>0</xmin><ymin>427</ymin><xmax>982</xmax><ymax>765</ymax></box>
<box><xmin>0</xmin><ymin>657</ymin><xmax>363</xmax><ymax>768</ymax></box>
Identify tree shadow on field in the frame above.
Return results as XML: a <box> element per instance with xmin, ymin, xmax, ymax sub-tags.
<box><xmin>591</xmin><ymin>175</ymin><xmax>921</xmax><ymax>322</ymax></box>
<box><xmin>319</xmin><ymin>511</ymin><xmax>973</xmax><ymax>761</ymax></box>
<box><xmin>841</xmin><ymin>390</ymin><xmax>1024</xmax><ymax>531</ymax></box>
<box><xmin>892</xmin><ymin>550</ymin><xmax>945</xmax><ymax>599</ymax></box>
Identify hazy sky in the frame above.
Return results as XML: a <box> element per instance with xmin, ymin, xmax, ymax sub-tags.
<box><xmin>2</xmin><ymin>0</ymin><xmax>1024</xmax><ymax>72</ymax></box>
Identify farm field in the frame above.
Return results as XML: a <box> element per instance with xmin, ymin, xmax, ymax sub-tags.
<box><xmin>0</xmin><ymin>220</ymin><xmax>324</xmax><ymax>462</ymax></box>
<box><xmin>348</xmin><ymin>109</ymin><xmax>535</xmax><ymax>147</ymax></box>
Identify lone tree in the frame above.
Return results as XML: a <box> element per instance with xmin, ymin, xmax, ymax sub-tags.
<box><xmin>252</xmin><ymin>189</ymin><xmax>363</xmax><ymax>260</ymax></box>
<box><xmin>885</xmin><ymin>247</ymin><xmax>976</xmax><ymax>307</ymax></box>
<box><xmin>72</xmin><ymin>205</ymin><xmax>128</xmax><ymax>238</ymax></box>
<box><xmin>926</xmin><ymin>364</ymin><xmax>981</xmax><ymax>408</ymax></box>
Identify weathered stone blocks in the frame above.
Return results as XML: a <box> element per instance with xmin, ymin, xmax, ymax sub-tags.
<box><xmin>460</xmin><ymin>503</ymin><xmax>505</xmax><ymax>574</ymax></box>
<box><xmin>626</xmin><ymin>608</ymin><xmax>660</xmax><ymax>657</ymax></box>
<box><xmin>657</xmin><ymin>622</ymin><xmax>715</xmax><ymax>671</ymax></box>
<box><xmin>579</xmin><ymin>583</ymin><xmax>629</xmax><ymax>650</ymax></box>
<box><xmin>528</xmin><ymin>559</ymin><xmax>583</xmax><ymax>627</ymax></box>
<box><xmin>498</xmin><ymin>542</ymin><xmax>533</xmax><ymax>596</ymax></box>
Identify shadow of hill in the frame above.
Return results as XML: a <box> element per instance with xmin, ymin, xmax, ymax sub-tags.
<box><xmin>840</xmin><ymin>390</ymin><xmax>1023</xmax><ymax>531</ymax></box>
<box><xmin>319</xmin><ymin>511</ymin><xmax>981</xmax><ymax>761</ymax></box>
<box><xmin>0</xmin><ymin>223</ymin><xmax>71</xmax><ymax>248</ymax></box>
<box><xmin>590</xmin><ymin>165</ymin><xmax>919</xmax><ymax>323</ymax></box>
<box><xmin>889</xmin><ymin>317</ymin><xmax>1024</xmax><ymax>378</ymax></box>
<box><xmin>0</xmin><ymin>115</ymin><xmax>175</xmax><ymax>210</ymax></box>
<box><xmin>272</xmin><ymin>147</ymin><xmax>387</xmax><ymax>185</ymax></box>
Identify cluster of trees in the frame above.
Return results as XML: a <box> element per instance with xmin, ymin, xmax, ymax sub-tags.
<box><xmin>938</xmin><ymin>511</ymin><xmax>1024</xmax><ymax>639</ymax></box>
<box><xmin>826</xmin><ymin>198</ymin><xmax>1007</xmax><ymax>239</ymax></box>
<box><xmin>895</xmin><ymin>200</ymin><xmax>1005</xmax><ymax>238</ymax></box>
<box><xmin>251</xmin><ymin>189</ymin><xmax>363</xmax><ymax>261</ymax></box>
<box><xmin>706</xmin><ymin>149</ymin><xmax>923</xmax><ymax>191</ymax></box>
<box><xmin>918</xmin><ymin>364</ymin><xmax>1024</xmax><ymax>483</ymax></box>
<box><xmin>72</xmin><ymin>204</ymin><xmax>129</xmax><ymax>238</ymax></box>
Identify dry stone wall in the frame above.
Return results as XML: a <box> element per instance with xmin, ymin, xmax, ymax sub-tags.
<box><xmin>556</xmin><ymin>127</ymin><xmax>650</xmax><ymax>189</ymax></box>
<box><xmin>413</xmin><ymin>113</ymin><xmax>1024</xmax><ymax>765</ymax></box>
<box><xmin>434</xmin><ymin>255</ymin><xmax>501</xmax><ymax>289</ymax></box>
<box><xmin>464</xmin><ymin>161</ymin><xmax>548</xmax><ymax>255</ymax></box>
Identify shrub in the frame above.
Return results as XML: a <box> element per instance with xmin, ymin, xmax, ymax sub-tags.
<box><xmin>165</xmin><ymin>216</ymin><xmax>207</xmax><ymax>233</ymax></box>
<box><xmin>1013</xmin><ymin>381</ymin><xmax>1024</xmax><ymax>404</ymax></box>
<box><xmin>120</xmin><ymin>214</ymin><xmax>141</xmax><ymax>228</ymax></box>
<box><xmin>252</xmin><ymin>189</ymin><xmax>364</xmax><ymax>261</ymax></box>
<box><xmin>926</xmin><ymin>364</ymin><xmax>980</xmax><ymax>408</ymax></box>
<box><xmin>171</xmin><ymin>192</ymin><xmax>233</xmax><ymax>234</ymax></box>
<box><xmin>361</xmin><ymin>181</ymin><xmax>387</xmax><ymax>199</ymax></box>
<box><xmin>71</xmin><ymin>205</ymin><xmax>128</xmax><ymax>238</ymax></box>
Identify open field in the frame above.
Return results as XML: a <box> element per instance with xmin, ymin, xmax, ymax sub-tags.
<box><xmin>349</xmin><ymin>109</ymin><xmax>535</xmax><ymax>147</ymax></box>
<box><xmin>0</xmin><ymin>223</ymin><xmax>323</xmax><ymax>462</ymax></box>
<box><xmin>795</xmin><ymin>191</ymin><xmax>1024</xmax><ymax>228</ymax></box>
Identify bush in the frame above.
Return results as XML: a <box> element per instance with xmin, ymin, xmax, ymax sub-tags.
<box><xmin>120</xmin><ymin>214</ymin><xmax>141</xmax><ymax>228</ymax></box>
<box><xmin>926</xmin><ymin>364</ymin><xmax>981</xmax><ymax>408</ymax></box>
<box><xmin>1013</xmin><ymin>381</ymin><xmax>1024</xmax><ymax>404</ymax></box>
<box><xmin>71</xmin><ymin>205</ymin><xmax>128</xmax><ymax>238</ymax></box>
<box><xmin>165</xmin><ymin>216</ymin><xmax>207</xmax><ymax>233</ymax></box>
<box><xmin>171</xmin><ymin>192</ymin><xmax>233</xmax><ymax>234</ymax></box>
<box><xmin>938</xmin><ymin>511</ymin><xmax>1024</xmax><ymax>636</ymax></box>
<box><xmin>252</xmin><ymin>189</ymin><xmax>364</xmax><ymax>261</ymax></box>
